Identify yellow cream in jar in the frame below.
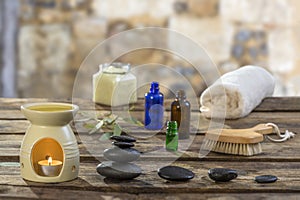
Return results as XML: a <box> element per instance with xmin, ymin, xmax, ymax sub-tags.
<box><xmin>93</xmin><ymin>63</ymin><xmax>137</xmax><ymax>106</ymax></box>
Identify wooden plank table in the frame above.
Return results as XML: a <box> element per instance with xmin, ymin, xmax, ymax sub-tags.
<box><xmin>1</xmin><ymin>97</ymin><xmax>300</xmax><ymax>199</ymax></box>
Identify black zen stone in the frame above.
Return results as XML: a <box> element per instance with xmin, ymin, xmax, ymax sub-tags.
<box><xmin>158</xmin><ymin>166</ymin><xmax>195</xmax><ymax>181</ymax></box>
<box><xmin>103</xmin><ymin>147</ymin><xmax>140</xmax><ymax>163</ymax></box>
<box><xmin>110</xmin><ymin>135</ymin><xmax>136</xmax><ymax>143</ymax></box>
<box><xmin>96</xmin><ymin>161</ymin><xmax>141</xmax><ymax>180</ymax></box>
<box><xmin>112</xmin><ymin>141</ymin><xmax>134</xmax><ymax>148</ymax></box>
<box><xmin>255</xmin><ymin>175</ymin><xmax>278</xmax><ymax>183</ymax></box>
<box><xmin>208</xmin><ymin>168</ymin><xmax>238</xmax><ymax>182</ymax></box>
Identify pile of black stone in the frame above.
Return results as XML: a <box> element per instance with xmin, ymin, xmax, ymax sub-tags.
<box><xmin>96</xmin><ymin>135</ymin><xmax>142</xmax><ymax>180</ymax></box>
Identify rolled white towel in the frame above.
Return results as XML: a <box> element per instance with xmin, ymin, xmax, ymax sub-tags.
<box><xmin>200</xmin><ymin>65</ymin><xmax>275</xmax><ymax>119</ymax></box>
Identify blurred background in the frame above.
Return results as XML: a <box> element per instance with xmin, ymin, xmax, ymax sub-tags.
<box><xmin>0</xmin><ymin>0</ymin><xmax>300</xmax><ymax>98</ymax></box>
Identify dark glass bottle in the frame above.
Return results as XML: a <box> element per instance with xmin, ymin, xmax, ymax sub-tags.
<box><xmin>166</xmin><ymin>121</ymin><xmax>178</xmax><ymax>151</ymax></box>
<box><xmin>144</xmin><ymin>82</ymin><xmax>164</xmax><ymax>130</ymax></box>
<box><xmin>171</xmin><ymin>90</ymin><xmax>190</xmax><ymax>139</ymax></box>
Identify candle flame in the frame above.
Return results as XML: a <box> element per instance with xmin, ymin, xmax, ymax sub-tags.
<box><xmin>48</xmin><ymin>156</ymin><xmax>52</xmax><ymax>166</ymax></box>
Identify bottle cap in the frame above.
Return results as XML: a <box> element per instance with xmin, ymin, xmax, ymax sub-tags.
<box><xmin>176</xmin><ymin>90</ymin><xmax>186</xmax><ymax>99</ymax></box>
<box><xmin>167</xmin><ymin>121</ymin><xmax>177</xmax><ymax>130</ymax></box>
<box><xmin>150</xmin><ymin>82</ymin><xmax>160</xmax><ymax>93</ymax></box>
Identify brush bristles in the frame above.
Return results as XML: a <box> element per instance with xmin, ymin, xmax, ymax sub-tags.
<box><xmin>202</xmin><ymin>139</ymin><xmax>262</xmax><ymax>156</ymax></box>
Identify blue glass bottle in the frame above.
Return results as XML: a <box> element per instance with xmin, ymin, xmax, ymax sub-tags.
<box><xmin>144</xmin><ymin>82</ymin><xmax>164</xmax><ymax>130</ymax></box>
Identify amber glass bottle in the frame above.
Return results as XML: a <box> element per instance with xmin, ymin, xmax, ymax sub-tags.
<box><xmin>171</xmin><ymin>90</ymin><xmax>190</xmax><ymax>139</ymax></box>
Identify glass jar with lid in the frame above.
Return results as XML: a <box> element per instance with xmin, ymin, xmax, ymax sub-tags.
<box><xmin>93</xmin><ymin>62</ymin><xmax>137</xmax><ymax>106</ymax></box>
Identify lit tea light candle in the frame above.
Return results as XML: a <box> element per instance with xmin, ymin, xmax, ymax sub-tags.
<box><xmin>38</xmin><ymin>156</ymin><xmax>63</xmax><ymax>177</ymax></box>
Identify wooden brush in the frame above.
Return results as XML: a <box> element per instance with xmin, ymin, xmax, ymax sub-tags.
<box><xmin>202</xmin><ymin>124</ymin><xmax>273</xmax><ymax>156</ymax></box>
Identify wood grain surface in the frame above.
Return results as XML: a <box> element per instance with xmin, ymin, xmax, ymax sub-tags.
<box><xmin>0</xmin><ymin>98</ymin><xmax>300</xmax><ymax>199</ymax></box>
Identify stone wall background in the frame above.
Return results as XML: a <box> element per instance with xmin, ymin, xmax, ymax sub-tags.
<box><xmin>3</xmin><ymin>0</ymin><xmax>300</xmax><ymax>98</ymax></box>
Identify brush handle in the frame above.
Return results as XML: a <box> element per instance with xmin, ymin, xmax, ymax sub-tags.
<box><xmin>249</xmin><ymin>124</ymin><xmax>274</xmax><ymax>135</ymax></box>
<box><xmin>205</xmin><ymin>124</ymin><xmax>274</xmax><ymax>144</ymax></box>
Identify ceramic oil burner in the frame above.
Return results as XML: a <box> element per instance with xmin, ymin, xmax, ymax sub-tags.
<box><xmin>20</xmin><ymin>102</ymin><xmax>79</xmax><ymax>183</ymax></box>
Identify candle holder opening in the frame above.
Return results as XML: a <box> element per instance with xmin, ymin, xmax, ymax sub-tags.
<box><xmin>32</xmin><ymin>138</ymin><xmax>63</xmax><ymax>177</ymax></box>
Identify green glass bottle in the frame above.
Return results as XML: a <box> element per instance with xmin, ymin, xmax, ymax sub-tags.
<box><xmin>166</xmin><ymin>121</ymin><xmax>178</xmax><ymax>151</ymax></box>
